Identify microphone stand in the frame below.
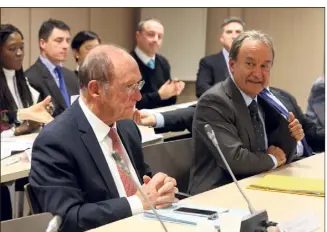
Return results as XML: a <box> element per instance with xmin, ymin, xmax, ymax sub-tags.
<box><xmin>204</xmin><ymin>124</ymin><xmax>277</xmax><ymax>232</ymax></box>
<box><xmin>112</xmin><ymin>152</ymin><xmax>168</xmax><ymax>232</ymax></box>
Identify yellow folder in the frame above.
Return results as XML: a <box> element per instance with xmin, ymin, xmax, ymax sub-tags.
<box><xmin>247</xmin><ymin>174</ymin><xmax>324</xmax><ymax>197</ymax></box>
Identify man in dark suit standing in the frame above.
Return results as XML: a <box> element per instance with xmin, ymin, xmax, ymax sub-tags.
<box><xmin>131</xmin><ymin>19</ymin><xmax>185</xmax><ymax>109</ymax></box>
<box><xmin>25</xmin><ymin>19</ymin><xmax>79</xmax><ymax>117</ymax></box>
<box><xmin>29</xmin><ymin>44</ymin><xmax>177</xmax><ymax>232</ymax></box>
<box><xmin>196</xmin><ymin>17</ymin><xmax>245</xmax><ymax>98</ymax></box>
<box><xmin>189</xmin><ymin>30</ymin><xmax>304</xmax><ymax>195</ymax></box>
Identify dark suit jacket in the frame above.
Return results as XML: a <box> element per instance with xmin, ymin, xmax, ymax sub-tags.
<box><xmin>188</xmin><ymin>78</ymin><xmax>297</xmax><ymax>195</ymax></box>
<box><xmin>270</xmin><ymin>87</ymin><xmax>325</xmax><ymax>153</ymax></box>
<box><xmin>29</xmin><ymin>100</ymin><xmax>152</xmax><ymax>232</ymax></box>
<box><xmin>306</xmin><ymin>78</ymin><xmax>325</xmax><ymax>128</ymax></box>
<box><xmin>25</xmin><ymin>58</ymin><xmax>79</xmax><ymax>117</ymax></box>
<box><xmin>154</xmin><ymin>105</ymin><xmax>196</xmax><ymax>134</ymax></box>
<box><xmin>196</xmin><ymin>51</ymin><xmax>230</xmax><ymax>98</ymax></box>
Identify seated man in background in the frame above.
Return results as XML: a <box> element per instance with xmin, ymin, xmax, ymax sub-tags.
<box><xmin>29</xmin><ymin>44</ymin><xmax>177</xmax><ymax>232</ymax></box>
<box><xmin>306</xmin><ymin>76</ymin><xmax>325</xmax><ymax>129</ymax></box>
<box><xmin>261</xmin><ymin>86</ymin><xmax>325</xmax><ymax>155</ymax></box>
<box><xmin>71</xmin><ymin>30</ymin><xmax>101</xmax><ymax>76</ymax></box>
<box><xmin>188</xmin><ymin>30</ymin><xmax>304</xmax><ymax>195</ymax></box>
<box><xmin>196</xmin><ymin>17</ymin><xmax>245</xmax><ymax>98</ymax></box>
<box><xmin>25</xmin><ymin>19</ymin><xmax>79</xmax><ymax>117</ymax></box>
<box><xmin>131</xmin><ymin>18</ymin><xmax>185</xmax><ymax>109</ymax></box>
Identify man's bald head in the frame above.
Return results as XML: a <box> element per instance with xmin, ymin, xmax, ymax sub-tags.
<box><xmin>78</xmin><ymin>44</ymin><xmax>137</xmax><ymax>89</ymax></box>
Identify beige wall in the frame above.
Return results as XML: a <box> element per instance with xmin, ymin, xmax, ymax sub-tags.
<box><xmin>1</xmin><ymin>7</ymin><xmax>324</xmax><ymax>109</ymax></box>
<box><xmin>205</xmin><ymin>7</ymin><xmax>325</xmax><ymax>109</ymax></box>
<box><xmin>0</xmin><ymin>7</ymin><xmax>139</xmax><ymax>70</ymax></box>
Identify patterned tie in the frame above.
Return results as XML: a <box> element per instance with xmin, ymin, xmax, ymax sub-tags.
<box><xmin>248</xmin><ymin>100</ymin><xmax>266</xmax><ymax>152</ymax></box>
<box><xmin>54</xmin><ymin>66</ymin><xmax>70</xmax><ymax>107</ymax></box>
<box><xmin>259</xmin><ymin>88</ymin><xmax>313</xmax><ymax>156</ymax></box>
<box><xmin>147</xmin><ymin>59</ymin><xmax>155</xmax><ymax>69</ymax></box>
<box><xmin>108</xmin><ymin>128</ymin><xmax>137</xmax><ymax>197</ymax></box>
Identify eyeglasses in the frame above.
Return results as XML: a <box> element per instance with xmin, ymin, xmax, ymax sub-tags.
<box><xmin>124</xmin><ymin>79</ymin><xmax>145</xmax><ymax>95</ymax></box>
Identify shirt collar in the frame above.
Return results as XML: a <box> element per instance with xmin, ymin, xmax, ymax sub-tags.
<box><xmin>39</xmin><ymin>55</ymin><xmax>58</xmax><ymax>71</ymax></box>
<box><xmin>230</xmin><ymin>75</ymin><xmax>258</xmax><ymax>106</ymax></box>
<box><xmin>78</xmin><ymin>97</ymin><xmax>117</xmax><ymax>143</ymax></box>
<box><xmin>134</xmin><ymin>46</ymin><xmax>156</xmax><ymax>65</ymax></box>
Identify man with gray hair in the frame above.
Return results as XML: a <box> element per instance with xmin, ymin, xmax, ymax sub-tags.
<box><xmin>131</xmin><ymin>18</ymin><xmax>185</xmax><ymax>109</ymax></box>
<box><xmin>29</xmin><ymin>44</ymin><xmax>178</xmax><ymax>231</ymax></box>
<box><xmin>188</xmin><ymin>30</ymin><xmax>303</xmax><ymax>195</ymax></box>
<box><xmin>196</xmin><ymin>17</ymin><xmax>245</xmax><ymax>98</ymax></box>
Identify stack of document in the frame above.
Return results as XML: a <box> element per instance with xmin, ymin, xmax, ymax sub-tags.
<box><xmin>1</xmin><ymin>137</ymin><xmax>35</xmax><ymax>160</ymax></box>
<box><xmin>143</xmin><ymin>203</ymin><xmax>249</xmax><ymax>229</ymax></box>
<box><xmin>247</xmin><ymin>174</ymin><xmax>324</xmax><ymax>197</ymax></box>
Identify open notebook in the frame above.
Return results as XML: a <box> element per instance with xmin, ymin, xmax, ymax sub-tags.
<box><xmin>247</xmin><ymin>174</ymin><xmax>324</xmax><ymax>197</ymax></box>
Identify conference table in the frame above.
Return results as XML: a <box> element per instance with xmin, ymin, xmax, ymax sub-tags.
<box><xmin>88</xmin><ymin>153</ymin><xmax>325</xmax><ymax>232</ymax></box>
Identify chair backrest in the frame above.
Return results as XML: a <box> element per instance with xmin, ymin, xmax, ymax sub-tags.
<box><xmin>1</xmin><ymin>213</ymin><xmax>53</xmax><ymax>232</ymax></box>
<box><xmin>142</xmin><ymin>138</ymin><xmax>193</xmax><ymax>193</ymax></box>
<box><xmin>24</xmin><ymin>183</ymin><xmax>41</xmax><ymax>214</ymax></box>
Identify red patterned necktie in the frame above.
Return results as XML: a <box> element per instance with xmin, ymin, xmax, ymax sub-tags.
<box><xmin>108</xmin><ymin>128</ymin><xmax>137</xmax><ymax>197</ymax></box>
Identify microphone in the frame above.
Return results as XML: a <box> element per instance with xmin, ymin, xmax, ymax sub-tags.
<box><xmin>204</xmin><ymin>124</ymin><xmax>277</xmax><ymax>232</ymax></box>
<box><xmin>111</xmin><ymin>152</ymin><xmax>168</xmax><ymax>232</ymax></box>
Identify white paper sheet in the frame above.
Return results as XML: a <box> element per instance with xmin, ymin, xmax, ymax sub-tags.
<box><xmin>1</xmin><ymin>137</ymin><xmax>34</xmax><ymax>160</ymax></box>
<box><xmin>277</xmin><ymin>211</ymin><xmax>319</xmax><ymax>232</ymax></box>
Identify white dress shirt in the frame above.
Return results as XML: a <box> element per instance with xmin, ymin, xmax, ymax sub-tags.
<box><xmin>78</xmin><ymin>97</ymin><xmax>144</xmax><ymax>215</ymax></box>
<box><xmin>4</xmin><ymin>68</ymin><xmax>24</xmax><ymax>109</ymax></box>
<box><xmin>1</xmin><ymin>68</ymin><xmax>40</xmax><ymax>138</ymax></box>
<box><xmin>134</xmin><ymin>46</ymin><xmax>156</xmax><ymax>66</ymax></box>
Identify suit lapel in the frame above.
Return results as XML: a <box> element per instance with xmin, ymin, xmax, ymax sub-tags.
<box><xmin>218</xmin><ymin>51</ymin><xmax>231</xmax><ymax>79</ymax></box>
<box><xmin>74</xmin><ymin>101</ymin><xmax>119</xmax><ymax>197</ymax></box>
<box><xmin>223</xmin><ymin>78</ymin><xmax>257</xmax><ymax>150</ymax></box>
<box><xmin>36</xmin><ymin>59</ymin><xmax>67</xmax><ymax>110</ymax></box>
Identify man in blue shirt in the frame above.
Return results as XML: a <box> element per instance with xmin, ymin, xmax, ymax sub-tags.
<box><xmin>26</xmin><ymin>19</ymin><xmax>79</xmax><ymax>117</ymax></box>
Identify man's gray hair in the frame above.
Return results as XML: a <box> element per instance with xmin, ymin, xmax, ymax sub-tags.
<box><xmin>137</xmin><ymin>18</ymin><xmax>162</xmax><ymax>32</ymax></box>
<box><xmin>78</xmin><ymin>49</ymin><xmax>114</xmax><ymax>89</ymax></box>
<box><xmin>221</xmin><ymin>17</ymin><xmax>245</xmax><ymax>30</ymax></box>
<box><xmin>229</xmin><ymin>30</ymin><xmax>275</xmax><ymax>63</ymax></box>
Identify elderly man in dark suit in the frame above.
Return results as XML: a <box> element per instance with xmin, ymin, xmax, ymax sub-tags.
<box><xmin>25</xmin><ymin>19</ymin><xmax>79</xmax><ymax>117</ymax></box>
<box><xmin>195</xmin><ymin>17</ymin><xmax>245</xmax><ymax>98</ymax></box>
<box><xmin>189</xmin><ymin>30</ymin><xmax>304</xmax><ymax>195</ymax></box>
<box><xmin>29</xmin><ymin>44</ymin><xmax>177</xmax><ymax>232</ymax></box>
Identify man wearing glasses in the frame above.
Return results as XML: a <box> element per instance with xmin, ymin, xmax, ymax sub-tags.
<box><xmin>29</xmin><ymin>44</ymin><xmax>178</xmax><ymax>232</ymax></box>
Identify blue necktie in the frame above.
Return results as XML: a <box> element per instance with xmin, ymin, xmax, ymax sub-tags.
<box><xmin>259</xmin><ymin>88</ymin><xmax>313</xmax><ymax>156</ymax></box>
<box><xmin>147</xmin><ymin>59</ymin><xmax>155</xmax><ymax>69</ymax></box>
<box><xmin>54</xmin><ymin>66</ymin><xmax>70</xmax><ymax>108</ymax></box>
